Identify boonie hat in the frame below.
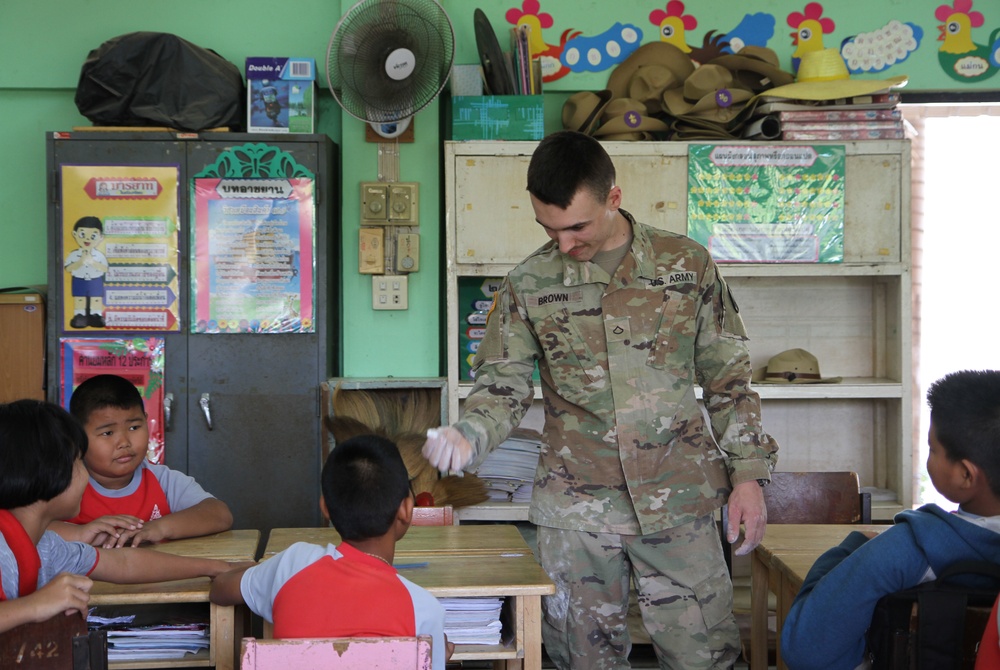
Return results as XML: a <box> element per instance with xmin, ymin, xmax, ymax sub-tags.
<box><xmin>760</xmin><ymin>48</ymin><xmax>907</xmax><ymax>101</ymax></box>
<box><xmin>708</xmin><ymin>46</ymin><xmax>795</xmax><ymax>93</ymax></box>
<box><xmin>754</xmin><ymin>349</ymin><xmax>842</xmax><ymax>384</ymax></box>
<box><xmin>606</xmin><ymin>42</ymin><xmax>695</xmax><ymax>100</ymax></box>
<box><xmin>592</xmin><ymin>98</ymin><xmax>669</xmax><ymax>137</ymax></box>
<box><xmin>661</xmin><ymin>64</ymin><xmax>755</xmax><ymax>122</ymax></box>
<box><xmin>562</xmin><ymin>89</ymin><xmax>613</xmax><ymax>135</ymax></box>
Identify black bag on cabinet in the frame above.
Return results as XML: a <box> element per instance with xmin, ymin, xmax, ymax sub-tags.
<box><xmin>75</xmin><ymin>31</ymin><xmax>245</xmax><ymax>132</ymax></box>
<box><xmin>866</xmin><ymin>561</ymin><xmax>1000</xmax><ymax>670</ymax></box>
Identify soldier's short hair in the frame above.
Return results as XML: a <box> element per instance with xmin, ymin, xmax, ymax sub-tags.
<box><xmin>527</xmin><ymin>131</ymin><xmax>616</xmax><ymax>208</ymax></box>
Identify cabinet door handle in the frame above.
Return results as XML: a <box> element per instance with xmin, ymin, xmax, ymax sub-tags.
<box><xmin>164</xmin><ymin>392</ymin><xmax>174</xmax><ymax>431</ymax></box>
<box><xmin>199</xmin><ymin>393</ymin><xmax>213</xmax><ymax>431</ymax></box>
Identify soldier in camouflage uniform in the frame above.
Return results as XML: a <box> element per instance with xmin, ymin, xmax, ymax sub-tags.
<box><xmin>424</xmin><ymin>131</ymin><xmax>778</xmax><ymax>669</ymax></box>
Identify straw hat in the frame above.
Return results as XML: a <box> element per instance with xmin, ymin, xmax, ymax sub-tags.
<box><xmin>661</xmin><ymin>64</ymin><xmax>755</xmax><ymax>122</ymax></box>
<box><xmin>708</xmin><ymin>46</ymin><xmax>795</xmax><ymax>93</ymax></box>
<box><xmin>754</xmin><ymin>349</ymin><xmax>842</xmax><ymax>384</ymax></box>
<box><xmin>761</xmin><ymin>48</ymin><xmax>907</xmax><ymax>101</ymax></box>
<box><xmin>606</xmin><ymin>42</ymin><xmax>695</xmax><ymax>100</ymax></box>
<box><xmin>592</xmin><ymin>98</ymin><xmax>669</xmax><ymax>137</ymax></box>
<box><xmin>562</xmin><ymin>89</ymin><xmax>613</xmax><ymax>135</ymax></box>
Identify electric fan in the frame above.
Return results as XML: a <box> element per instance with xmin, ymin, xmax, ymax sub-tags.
<box><xmin>326</xmin><ymin>0</ymin><xmax>455</xmax><ymax>139</ymax></box>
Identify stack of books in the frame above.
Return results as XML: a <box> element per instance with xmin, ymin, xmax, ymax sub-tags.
<box><xmin>474</xmin><ymin>429</ymin><xmax>541</xmax><ymax>504</ymax></box>
<box><xmin>743</xmin><ymin>92</ymin><xmax>904</xmax><ymax>141</ymax></box>
<box><xmin>438</xmin><ymin>597</ymin><xmax>504</xmax><ymax>645</ymax></box>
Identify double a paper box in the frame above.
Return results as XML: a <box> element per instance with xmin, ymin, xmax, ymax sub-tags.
<box><xmin>246</xmin><ymin>57</ymin><xmax>316</xmax><ymax>133</ymax></box>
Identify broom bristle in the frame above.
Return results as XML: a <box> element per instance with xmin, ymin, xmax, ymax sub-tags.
<box><xmin>431</xmin><ymin>475</ymin><xmax>490</xmax><ymax>508</ymax></box>
<box><xmin>324</xmin><ymin>415</ymin><xmax>383</xmax><ymax>443</ymax></box>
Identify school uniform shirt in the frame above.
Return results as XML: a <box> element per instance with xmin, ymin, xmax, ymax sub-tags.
<box><xmin>241</xmin><ymin>542</ymin><xmax>446</xmax><ymax>670</ymax></box>
<box><xmin>0</xmin><ymin>516</ymin><xmax>98</xmax><ymax>599</ymax></box>
<box><xmin>67</xmin><ymin>460</ymin><xmax>214</xmax><ymax>525</ymax></box>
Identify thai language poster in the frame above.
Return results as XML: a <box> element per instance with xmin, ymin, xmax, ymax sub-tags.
<box><xmin>191</xmin><ymin>177</ymin><xmax>315</xmax><ymax>333</ymax></box>
<box><xmin>59</xmin><ymin>166</ymin><xmax>181</xmax><ymax>331</ymax></box>
<box><xmin>60</xmin><ymin>337</ymin><xmax>166</xmax><ymax>464</ymax></box>
<box><xmin>687</xmin><ymin>145</ymin><xmax>845</xmax><ymax>263</ymax></box>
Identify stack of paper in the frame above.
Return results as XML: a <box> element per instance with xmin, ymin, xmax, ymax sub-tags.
<box><xmin>438</xmin><ymin>597</ymin><xmax>504</xmax><ymax>645</ymax></box>
<box><xmin>89</xmin><ymin>609</ymin><xmax>210</xmax><ymax>661</ymax></box>
<box><xmin>475</xmin><ymin>428</ymin><xmax>541</xmax><ymax>503</ymax></box>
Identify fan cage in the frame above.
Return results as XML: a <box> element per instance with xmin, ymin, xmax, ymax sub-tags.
<box><xmin>327</xmin><ymin>0</ymin><xmax>455</xmax><ymax>124</ymax></box>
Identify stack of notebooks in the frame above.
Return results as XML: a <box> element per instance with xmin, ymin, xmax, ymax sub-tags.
<box><xmin>438</xmin><ymin>597</ymin><xmax>504</xmax><ymax>645</ymax></box>
<box><xmin>89</xmin><ymin>612</ymin><xmax>209</xmax><ymax>661</ymax></box>
<box><xmin>743</xmin><ymin>92</ymin><xmax>904</xmax><ymax>141</ymax></box>
<box><xmin>475</xmin><ymin>428</ymin><xmax>542</xmax><ymax>504</ymax></box>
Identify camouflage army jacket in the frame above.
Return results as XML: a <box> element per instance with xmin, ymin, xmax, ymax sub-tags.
<box><xmin>456</xmin><ymin>212</ymin><xmax>778</xmax><ymax>535</ymax></box>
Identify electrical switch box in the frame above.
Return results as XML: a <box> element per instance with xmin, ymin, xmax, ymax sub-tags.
<box><xmin>361</xmin><ymin>183</ymin><xmax>388</xmax><ymax>223</ymax></box>
<box><xmin>396</xmin><ymin>233</ymin><xmax>419</xmax><ymax>272</ymax></box>
<box><xmin>388</xmin><ymin>183</ymin><xmax>418</xmax><ymax>224</ymax></box>
<box><xmin>359</xmin><ymin>227</ymin><xmax>385</xmax><ymax>274</ymax></box>
<box><xmin>372</xmin><ymin>275</ymin><xmax>408</xmax><ymax>310</ymax></box>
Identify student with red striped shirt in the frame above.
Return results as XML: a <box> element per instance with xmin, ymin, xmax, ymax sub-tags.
<box><xmin>48</xmin><ymin>374</ymin><xmax>232</xmax><ymax>548</ymax></box>
<box><xmin>210</xmin><ymin>434</ymin><xmax>450</xmax><ymax>669</ymax></box>
<box><xmin>0</xmin><ymin>400</ymin><xmax>246</xmax><ymax>634</ymax></box>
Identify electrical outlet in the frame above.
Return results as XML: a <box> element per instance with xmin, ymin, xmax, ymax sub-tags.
<box><xmin>360</xmin><ymin>183</ymin><xmax>388</xmax><ymax>223</ymax></box>
<box><xmin>359</xmin><ymin>227</ymin><xmax>385</xmax><ymax>274</ymax></box>
<box><xmin>396</xmin><ymin>232</ymin><xmax>419</xmax><ymax>272</ymax></box>
<box><xmin>372</xmin><ymin>275</ymin><xmax>408</xmax><ymax>310</ymax></box>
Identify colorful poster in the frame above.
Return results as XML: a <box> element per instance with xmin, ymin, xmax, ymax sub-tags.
<box><xmin>191</xmin><ymin>178</ymin><xmax>315</xmax><ymax>333</ymax></box>
<box><xmin>59</xmin><ymin>166</ymin><xmax>181</xmax><ymax>331</ymax></box>
<box><xmin>687</xmin><ymin>144</ymin><xmax>845</xmax><ymax>263</ymax></box>
<box><xmin>60</xmin><ymin>337</ymin><xmax>166</xmax><ymax>464</ymax></box>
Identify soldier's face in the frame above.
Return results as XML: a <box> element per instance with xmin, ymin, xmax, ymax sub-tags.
<box><xmin>531</xmin><ymin>186</ymin><xmax>626</xmax><ymax>262</ymax></box>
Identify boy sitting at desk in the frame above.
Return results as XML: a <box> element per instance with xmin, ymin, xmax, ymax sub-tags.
<box><xmin>781</xmin><ymin>369</ymin><xmax>1000</xmax><ymax>670</ymax></box>
<box><xmin>0</xmin><ymin>399</ymin><xmax>246</xmax><ymax>633</ymax></box>
<box><xmin>210</xmin><ymin>434</ymin><xmax>450</xmax><ymax>670</ymax></box>
<box><xmin>48</xmin><ymin>374</ymin><xmax>233</xmax><ymax>548</ymax></box>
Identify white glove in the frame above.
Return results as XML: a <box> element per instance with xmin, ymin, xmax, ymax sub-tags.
<box><xmin>423</xmin><ymin>426</ymin><xmax>473</xmax><ymax>473</ymax></box>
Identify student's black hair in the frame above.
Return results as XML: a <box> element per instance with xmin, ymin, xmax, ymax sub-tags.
<box><xmin>526</xmin><ymin>130</ymin><xmax>616</xmax><ymax>209</ymax></box>
<box><xmin>927</xmin><ymin>369</ymin><xmax>1000</xmax><ymax>496</ymax></box>
<box><xmin>73</xmin><ymin>215</ymin><xmax>103</xmax><ymax>233</ymax></box>
<box><xmin>69</xmin><ymin>374</ymin><xmax>145</xmax><ymax>425</ymax></box>
<box><xmin>321</xmin><ymin>434</ymin><xmax>411</xmax><ymax>541</ymax></box>
<box><xmin>0</xmin><ymin>400</ymin><xmax>88</xmax><ymax>509</ymax></box>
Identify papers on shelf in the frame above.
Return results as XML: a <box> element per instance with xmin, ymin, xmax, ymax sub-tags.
<box><xmin>439</xmin><ymin>597</ymin><xmax>505</xmax><ymax>646</ymax></box>
<box><xmin>89</xmin><ymin>607</ymin><xmax>209</xmax><ymax>661</ymax></box>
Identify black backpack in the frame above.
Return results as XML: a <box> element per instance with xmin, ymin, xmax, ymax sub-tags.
<box><xmin>866</xmin><ymin>560</ymin><xmax>1000</xmax><ymax>670</ymax></box>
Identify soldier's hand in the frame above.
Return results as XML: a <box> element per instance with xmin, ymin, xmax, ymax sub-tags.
<box><xmin>727</xmin><ymin>480</ymin><xmax>767</xmax><ymax>556</ymax></box>
<box><xmin>423</xmin><ymin>427</ymin><xmax>473</xmax><ymax>473</ymax></box>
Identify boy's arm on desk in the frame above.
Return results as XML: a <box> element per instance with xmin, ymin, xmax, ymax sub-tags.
<box><xmin>112</xmin><ymin>499</ymin><xmax>235</xmax><ymax>547</ymax></box>
<box><xmin>91</xmin><ymin>546</ymin><xmax>249</xmax><ymax>584</ymax></box>
<box><xmin>209</xmin><ymin>565</ymin><xmax>252</xmax><ymax>606</ymax></box>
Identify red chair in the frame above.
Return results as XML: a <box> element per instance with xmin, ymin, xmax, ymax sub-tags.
<box><xmin>240</xmin><ymin>635</ymin><xmax>431</xmax><ymax>669</ymax></box>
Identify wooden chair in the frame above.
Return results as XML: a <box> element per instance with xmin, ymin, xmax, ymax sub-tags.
<box><xmin>722</xmin><ymin>471</ymin><xmax>872</xmax><ymax>664</ymax></box>
<box><xmin>0</xmin><ymin>612</ymin><xmax>107</xmax><ymax>670</ymax></box>
<box><xmin>240</xmin><ymin>635</ymin><xmax>431</xmax><ymax>669</ymax></box>
<box><xmin>411</xmin><ymin>505</ymin><xmax>454</xmax><ymax>526</ymax></box>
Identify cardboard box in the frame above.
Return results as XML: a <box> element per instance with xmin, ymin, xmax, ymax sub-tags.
<box><xmin>451</xmin><ymin>95</ymin><xmax>544</xmax><ymax>141</ymax></box>
<box><xmin>246</xmin><ymin>57</ymin><xmax>316</xmax><ymax>133</ymax></box>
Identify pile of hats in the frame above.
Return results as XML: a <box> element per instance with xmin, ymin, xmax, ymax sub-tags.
<box><xmin>562</xmin><ymin>42</ymin><xmax>795</xmax><ymax>141</ymax></box>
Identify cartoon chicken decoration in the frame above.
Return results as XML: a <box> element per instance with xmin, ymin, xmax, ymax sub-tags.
<box><xmin>787</xmin><ymin>2</ymin><xmax>836</xmax><ymax>71</ymax></box>
<box><xmin>935</xmin><ymin>0</ymin><xmax>1000</xmax><ymax>82</ymax></box>
<box><xmin>649</xmin><ymin>1</ymin><xmax>775</xmax><ymax>64</ymax></box>
<box><xmin>506</xmin><ymin>0</ymin><xmax>580</xmax><ymax>83</ymax></box>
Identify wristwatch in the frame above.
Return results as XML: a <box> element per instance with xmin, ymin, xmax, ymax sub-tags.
<box><xmin>757</xmin><ymin>478</ymin><xmax>770</xmax><ymax>487</ymax></box>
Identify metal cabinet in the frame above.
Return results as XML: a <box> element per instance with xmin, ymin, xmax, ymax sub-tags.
<box><xmin>46</xmin><ymin>132</ymin><xmax>337</xmax><ymax>532</ymax></box>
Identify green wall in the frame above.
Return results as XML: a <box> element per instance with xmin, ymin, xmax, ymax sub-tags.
<box><xmin>0</xmin><ymin>0</ymin><xmax>996</xmax><ymax>378</ymax></box>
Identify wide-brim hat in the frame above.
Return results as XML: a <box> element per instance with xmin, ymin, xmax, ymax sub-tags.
<box><xmin>708</xmin><ymin>46</ymin><xmax>795</xmax><ymax>93</ymax></box>
<box><xmin>606</xmin><ymin>42</ymin><xmax>695</xmax><ymax>100</ymax></box>
<box><xmin>627</xmin><ymin>64</ymin><xmax>685</xmax><ymax>114</ymax></box>
<box><xmin>753</xmin><ymin>348</ymin><xmax>842</xmax><ymax>384</ymax></box>
<box><xmin>562</xmin><ymin>89</ymin><xmax>613</xmax><ymax>135</ymax></box>
<box><xmin>661</xmin><ymin>64</ymin><xmax>755</xmax><ymax>122</ymax></box>
<box><xmin>761</xmin><ymin>48</ymin><xmax>907</xmax><ymax>101</ymax></box>
<box><xmin>592</xmin><ymin>98</ymin><xmax>669</xmax><ymax>137</ymax></box>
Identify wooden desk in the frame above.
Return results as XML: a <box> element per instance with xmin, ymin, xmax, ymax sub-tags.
<box><xmin>90</xmin><ymin>529</ymin><xmax>260</xmax><ymax>670</ymax></box>
<box><xmin>263</xmin><ymin>523</ymin><xmax>532</xmax><ymax>558</ymax></box>
<box><xmin>263</xmin><ymin>526</ymin><xmax>554</xmax><ymax>670</ymax></box>
<box><xmin>750</xmin><ymin>524</ymin><xmax>890</xmax><ymax>670</ymax></box>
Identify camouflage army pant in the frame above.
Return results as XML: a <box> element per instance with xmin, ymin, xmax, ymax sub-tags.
<box><xmin>537</xmin><ymin>515</ymin><xmax>740</xmax><ymax>669</ymax></box>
